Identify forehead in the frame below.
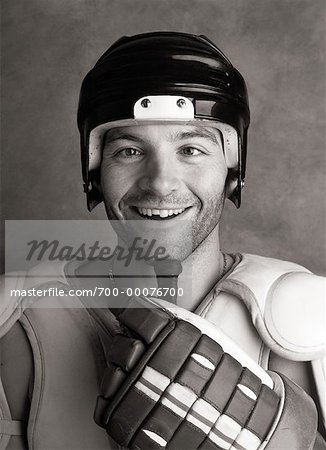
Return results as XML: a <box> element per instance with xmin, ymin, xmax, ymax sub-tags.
<box><xmin>104</xmin><ymin>124</ymin><xmax>223</xmax><ymax>145</ymax></box>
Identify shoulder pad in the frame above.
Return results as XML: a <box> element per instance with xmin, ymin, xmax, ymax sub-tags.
<box><xmin>0</xmin><ymin>260</ymin><xmax>69</xmax><ymax>338</ymax></box>
<box><xmin>0</xmin><ymin>270</ymin><xmax>25</xmax><ymax>338</ymax></box>
<box><xmin>222</xmin><ymin>253</ymin><xmax>325</xmax><ymax>361</ymax></box>
<box><xmin>225</xmin><ymin>253</ymin><xmax>311</xmax><ymax>302</ymax></box>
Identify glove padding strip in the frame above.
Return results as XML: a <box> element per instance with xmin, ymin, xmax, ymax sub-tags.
<box><xmin>168</xmin><ymin>421</ymin><xmax>207</xmax><ymax>449</ymax></box>
<box><xmin>186</xmin><ymin>399</ymin><xmax>221</xmax><ymax>433</ymax></box>
<box><xmin>175</xmin><ymin>336</ymin><xmax>223</xmax><ymax>395</ymax></box>
<box><xmin>199</xmin><ymin>440</ymin><xmax>224</xmax><ymax>450</ymax></box>
<box><xmin>161</xmin><ymin>382</ymin><xmax>197</xmax><ymax>417</ymax></box>
<box><xmin>135</xmin><ymin>366</ymin><xmax>170</xmax><ymax>402</ymax></box>
<box><xmin>133</xmin><ymin>430</ymin><xmax>167</xmax><ymax>449</ymax></box>
<box><xmin>131</xmin><ymin>402</ymin><xmax>184</xmax><ymax>449</ymax></box>
<box><xmin>245</xmin><ymin>385</ymin><xmax>280</xmax><ymax>440</ymax></box>
<box><xmin>107</xmin><ymin>386</ymin><xmax>157</xmax><ymax>445</ymax></box>
<box><xmin>224</xmin><ymin>369</ymin><xmax>262</xmax><ymax>427</ymax></box>
<box><xmin>224</xmin><ymin>388</ymin><xmax>256</xmax><ymax>426</ymax></box>
<box><xmin>149</xmin><ymin>321</ymin><xmax>202</xmax><ymax>378</ymax></box>
<box><xmin>230</xmin><ymin>429</ymin><xmax>261</xmax><ymax>450</ymax></box>
<box><xmin>203</xmin><ymin>353</ymin><xmax>242</xmax><ymax>412</ymax></box>
<box><xmin>208</xmin><ymin>414</ymin><xmax>242</xmax><ymax>448</ymax></box>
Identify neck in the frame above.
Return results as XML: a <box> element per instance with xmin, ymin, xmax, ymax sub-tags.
<box><xmin>113</xmin><ymin>224</ymin><xmax>224</xmax><ymax>311</ymax></box>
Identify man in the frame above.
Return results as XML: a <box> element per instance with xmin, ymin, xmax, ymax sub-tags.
<box><xmin>0</xmin><ymin>32</ymin><xmax>325</xmax><ymax>449</ymax></box>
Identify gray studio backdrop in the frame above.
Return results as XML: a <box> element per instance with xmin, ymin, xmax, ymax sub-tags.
<box><xmin>2</xmin><ymin>0</ymin><xmax>325</xmax><ymax>275</ymax></box>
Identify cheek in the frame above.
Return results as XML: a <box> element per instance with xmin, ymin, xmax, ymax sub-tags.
<box><xmin>100</xmin><ymin>163</ymin><xmax>133</xmax><ymax>206</ymax></box>
<box><xmin>189</xmin><ymin>160</ymin><xmax>227</xmax><ymax>199</ymax></box>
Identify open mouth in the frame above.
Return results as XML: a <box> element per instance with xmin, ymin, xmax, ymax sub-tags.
<box><xmin>133</xmin><ymin>206</ymin><xmax>191</xmax><ymax>220</ymax></box>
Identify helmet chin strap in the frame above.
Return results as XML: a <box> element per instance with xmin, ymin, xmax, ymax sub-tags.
<box><xmin>152</xmin><ymin>259</ymin><xmax>183</xmax><ymax>304</ymax></box>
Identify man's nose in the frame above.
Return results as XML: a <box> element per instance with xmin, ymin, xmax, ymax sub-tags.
<box><xmin>137</xmin><ymin>155</ymin><xmax>181</xmax><ymax>197</ymax></box>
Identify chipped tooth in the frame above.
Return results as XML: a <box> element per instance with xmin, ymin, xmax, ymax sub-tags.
<box><xmin>137</xmin><ymin>207</ymin><xmax>187</xmax><ymax>218</ymax></box>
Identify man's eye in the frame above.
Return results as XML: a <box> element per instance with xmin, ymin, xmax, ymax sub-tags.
<box><xmin>179</xmin><ymin>147</ymin><xmax>203</xmax><ymax>156</ymax></box>
<box><xmin>116</xmin><ymin>148</ymin><xmax>143</xmax><ymax>158</ymax></box>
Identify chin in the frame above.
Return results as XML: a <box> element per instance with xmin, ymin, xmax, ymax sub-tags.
<box><xmin>114</xmin><ymin>221</ymin><xmax>193</xmax><ymax>262</ymax></box>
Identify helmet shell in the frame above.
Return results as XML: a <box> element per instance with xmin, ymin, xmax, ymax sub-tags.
<box><xmin>77</xmin><ymin>32</ymin><xmax>250</xmax><ymax>210</ymax></box>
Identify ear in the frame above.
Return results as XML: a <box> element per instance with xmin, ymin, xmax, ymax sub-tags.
<box><xmin>225</xmin><ymin>169</ymin><xmax>238</xmax><ymax>198</ymax></box>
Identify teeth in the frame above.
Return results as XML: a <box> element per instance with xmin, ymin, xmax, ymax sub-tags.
<box><xmin>137</xmin><ymin>207</ymin><xmax>186</xmax><ymax>217</ymax></box>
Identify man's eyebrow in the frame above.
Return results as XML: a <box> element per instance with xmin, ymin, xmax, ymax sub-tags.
<box><xmin>172</xmin><ymin>128</ymin><xmax>221</xmax><ymax>145</ymax></box>
<box><xmin>104</xmin><ymin>131</ymin><xmax>144</xmax><ymax>144</ymax></box>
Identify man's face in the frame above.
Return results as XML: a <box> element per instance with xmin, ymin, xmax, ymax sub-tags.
<box><xmin>100</xmin><ymin>123</ymin><xmax>228</xmax><ymax>259</ymax></box>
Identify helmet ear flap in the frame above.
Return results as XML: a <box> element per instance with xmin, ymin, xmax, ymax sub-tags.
<box><xmin>228</xmin><ymin>176</ymin><xmax>242</xmax><ymax>208</ymax></box>
<box><xmin>84</xmin><ymin>173</ymin><xmax>103</xmax><ymax>212</ymax></box>
<box><xmin>225</xmin><ymin>130</ymin><xmax>245</xmax><ymax>208</ymax></box>
<box><xmin>225</xmin><ymin>168</ymin><xmax>242</xmax><ymax>208</ymax></box>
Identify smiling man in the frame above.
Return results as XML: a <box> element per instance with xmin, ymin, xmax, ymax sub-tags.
<box><xmin>0</xmin><ymin>32</ymin><xmax>325</xmax><ymax>449</ymax></box>
<box><xmin>77</xmin><ymin>32</ymin><xmax>249</xmax><ymax>312</ymax></box>
<box><xmin>98</xmin><ymin>123</ymin><xmax>229</xmax><ymax>309</ymax></box>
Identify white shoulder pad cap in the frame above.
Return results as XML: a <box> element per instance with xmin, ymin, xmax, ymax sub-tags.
<box><xmin>265</xmin><ymin>272</ymin><xmax>326</xmax><ymax>360</ymax></box>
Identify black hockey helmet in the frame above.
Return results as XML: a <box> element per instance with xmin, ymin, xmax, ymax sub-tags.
<box><xmin>77</xmin><ymin>32</ymin><xmax>250</xmax><ymax>210</ymax></box>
